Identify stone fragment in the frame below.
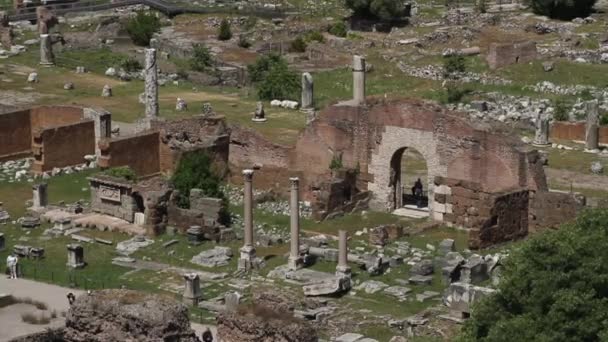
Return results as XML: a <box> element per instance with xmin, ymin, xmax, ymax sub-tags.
<box><xmin>75</xmin><ymin>66</ymin><xmax>86</xmax><ymax>73</ymax></box>
<box><xmin>176</xmin><ymin>97</ymin><xmax>187</xmax><ymax>111</ymax></box>
<box><xmin>383</xmin><ymin>286</ymin><xmax>411</xmax><ymax>299</ymax></box>
<box><xmin>411</xmin><ymin>259</ymin><xmax>434</xmax><ymax>276</ymax></box>
<box><xmin>101</xmin><ymin>84</ymin><xmax>112</xmax><ymax>97</ymax></box>
<box><xmin>64</xmin><ymin>82</ymin><xmax>74</xmax><ymax>90</ymax></box>
<box><xmin>27</xmin><ymin>72</ymin><xmax>38</xmax><ymax>83</ymax></box>
<box><xmin>591</xmin><ymin>161</ymin><xmax>603</xmax><ymax>174</ymax></box>
<box><xmin>408</xmin><ymin>274</ymin><xmax>433</xmax><ymax>285</ymax></box>
<box><xmin>444</xmin><ymin>282</ymin><xmax>496</xmax><ymax>318</ymax></box>
<box><xmin>438</xmin><ymin>238</ymin><xmax>455</xmax><ymax>255</ymax></box>
<box><xmin>303</xmin><ymin>276</ymin><xmax>351</xmax><ymax>296</ymax></box>
<box><xmin>542</xmin><ymin>61</ymin><xmax>554</xmax><ymax>72</ymax></box>
<box><xmin>416</xmin><ymin>290</ymin><xmax>440</xmax><ymax>302</ymax></box>
<box><xmin>116</xmin><ymin>235</ymin><xmax>153</xmax><ymax>255</ymax></box>
<box><xmin>301</xmin><ymin>72</ymin><xmax>313</xmax><ymax>109</ymax></box>
<box><xmin>355</xmin><ymin>280</ymin><xmax>388</xmax><ymax>294</ymax></box>
<box><xmin>335</xmin><ymin>333</ymin><xmax>365</xmax><ymax>342</ymax></box>
<box><xmin>460</xmin><ymin>254</ymin><xmax>489</xmax><ymax>284</ymax></box>
<box><xmin>191</xmin><ymin>246</ymin><xmax>233</xmax><ymax>267</ymax></box>
<box><xmin>105</xmin><ymin>67</ymin><xmax>116</xmax><ymax>76</ymax></box>
<box><xmin>252</xmin><ymin>101</ymin><xmax>267</xmax><ymax>122</ymax></box>
<box><xmin>66</xmin><ymin>243</ymin><xmax>85</xmax><ymax>268</ymax></box>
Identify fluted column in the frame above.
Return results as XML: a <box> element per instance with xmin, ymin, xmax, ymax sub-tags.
<box><xmin>144</xmin><ymin>48</ymin><xmax>159</xmax><ymax>118</ymax></box>
<box><xmin>353</xmin><ymin>55</ymin><xmax>366</xmax><ymax>105</ymax></box>
<box><xmin>238</xmin><ymin>169</ymin><xmax>256</xmax><ymax>271</ymax></box>
<box><xmin>287</xmin><ymin>177</ymin><xmax>303</xmax><ymax>270</ymax></box>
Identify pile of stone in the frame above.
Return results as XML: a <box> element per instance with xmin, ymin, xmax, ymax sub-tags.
<box><xmin>397</xmin><ymin>62</ymin><xmax>512</xmax><ymax>86</ymax></box>
<box><xmin>105</xmin><ymin>67</ymin><xmax>180</xmax><ymax>85</ymax></box>
<box><xmin>116</xmin><ymin>235</ymin><xmax>154</xmax><ymax>256</ymax></box>
<box><xmin>190</xmin><ymin>246</ymin><xmax>233</xmax><ymax>267</ymax></box>
<box><xmin>225</xmin><ymin>186</ymin><xmax>312</xmax><ymax>218</ymax></box>
<box><xmin>0</xmin><ymin>158</ymin><xmax>32</xmax><ymax>183</ymax></box>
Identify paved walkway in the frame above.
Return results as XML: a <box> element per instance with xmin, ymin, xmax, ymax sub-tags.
<box><xmin>0</xmin><ymin>276</ymin><xmax>216</xmax><ymax>340</ymax></box>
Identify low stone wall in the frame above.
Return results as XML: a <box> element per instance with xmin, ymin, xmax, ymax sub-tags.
<box><xmin>31</xmin><ymin>120</ymin><xmax>95</xmax><ymax>173</ymax></box>
<box><xmin>528</xmin><ymin>190</ymin><xmax>582</xmax><ymax>233</ymax></box>
<box><xmin>486</xmin><ymin>41</ymin><xmax>537</xmax><ymax>70</ymax></box>
<box><xmin>0</xmin><ymin>109</ymin><xmax>31</xmax><ymax>160</ymax></box>
<box><xmin>550</xmin><ymin>121</ymin><xmax>608</xmax><ymax>144</ymax></box>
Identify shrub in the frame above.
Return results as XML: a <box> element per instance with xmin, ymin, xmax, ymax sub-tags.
<box><xmin>217</xmin><ymin>18</ymin><xmax>232</xmax><ymax>41</ymax></box>
<box><xmin>247</xmin><ymin>54</ymin><xmax>300</xmax><ymax>101</ymax></box>
<box><xmin>329</xmin><ymin>22</ymin><xmax>348</xmax><ymax>37</ymax></box>
<box><xmin>600</xmin><ymin>112</ymin><xmax>608</xmax><ymax>126</ymax></box>
<box><xmin>120</xmin><ymin>57</ymin><xmax>141</xmax><ymax>72</ymax></box>
<box><xmin>524</xmin><ymin>0</ymin><xmax>597</xmax><ymax>20</ymax></box>
<box><xmin>345</xmin><ymin>0</ymin><xmax>406</xmax><ymax>20</ymax></box>
<box><xmin>126</xmin><ymin>11</ymin><xmax>160</xmax><ymax>46</ymax></box>
<box><xmin>475</xmin><ymin>0</ymin><xmax>488</xmax><ymax>13</ymax></box>
<box><xmin>329</xmin><ymin>153</ymin><xmax>344</xmax><ymax>170</ymax></box>
<box><xmin>238</xmin><ymin>35</ymin><xmax>251</xmax><ymax>49</ymax></box>
<box><xmin>444</xmin><ymin>85</ymin><xmax>469</xmax><ymax>104</ymax></box>
<box><xmin>553</xmin><ymin>99</ymin><xmax>570</xmax><ymax>121</ymax></box>
<box><xmin>290</xmin><ymin>36</ymin><xmax>307</xmax><ymax>53</ymax></box>
<box><xmin>459</xmin><ymin>209</ymin><xmax>608</xmax><ymax>341</ymax></box>
<box><xmin>580</xmin><ymin>89</ymin><xmax>594</xmax><ymax>101</ymax></box>
<box><xmin>190</xmin><ymin>44</ymin><xmax>214</xmax><ymax>72</ymax></box>
<box><xmin>443</xmin><ymin>55</ymin><xmax>467</xmax><ymax>78</ymax></box>
<box><xmin>171</xmin><ymin>151</ymin><xmax>228</xmax><ymax>222</ymax></box>
<box><xmin>103</xmin><ymin>167</ymin><xmax>137</xmax><ymax>182</ymax></box>
<box><xmin>305</xmin><ymin>31</ymin><xmax>325</xmax><ymax>43</ymax></box>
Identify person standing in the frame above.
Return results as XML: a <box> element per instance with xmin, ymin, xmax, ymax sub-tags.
<box><xmin>6</xmin><ymin>253</ymin><xmax>17</xmax><ymax>279</ymax></box>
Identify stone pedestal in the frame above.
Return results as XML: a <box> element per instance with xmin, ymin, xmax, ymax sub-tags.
<box><xmin>252</xmin><ymin>101</ymin><xmax>267</xmax><ymax>122</ymax></box>
<box><xmin>533</xmin><ymin>113</ymin><xmax>550</xmax><ymax>146</ymax></box>
<box><xmin>301</xmin><ymin>72</ymin><xmax>314</xmax><ymax>110</ymax></box>
<box><xmin>66</xmin><ymin>244</ymin><xmax>85</xmax><ymax>268</ymax></box>
<box><xmin>187</xmin><ymin>225</ymin><xmax>204</xmax><ymax>246</ymax></box>
<box><xmin>39</xmin><ymin>34</ymin><xmax>54</xmax><ymax>65</ymax></box>
<box><xmin>287</xmin><ymin>177</ymin><xmax>303</xmax><ymax>271</ymax></box>
<box><xmin>54</xmin><ymin>218</ymin><xmax>72</xmax><ymax>231</ymax></box>
<box><xmin>32</xmin><ymin>183</ymin><xmax>48</xmax><ymax>209</ymax></box>
<box><xmin>101</xmin><ymin>85</ymin><xmax>112</xmax><ymax>97</ymax></box>
<box><xmin>352</xmin><ymin>55</ymin><xmax>366</xmax><ymax>105</ymax></box>
<box><xmin>585</xmin><ymin>100</ymin><xmax>600</xmax><ymax>152</ymax></box>
<box><xmin>238</xmin><ymin>169</ymin><xmax>256</xmax><ymax>271</ymax></box>
<box><xmin>144</xmin><ymin>48</ymin><xmax>159</xmax><ymax>118</ymax></box>
<box><xmin>183</xmin><ymin>273</ymin><xmax>202</xmax><ymax>306</ymax></box>
<box><xmin>336</xmin><ymin>230</ymin><xmax>351</xmax><ymax>278</ymax></box>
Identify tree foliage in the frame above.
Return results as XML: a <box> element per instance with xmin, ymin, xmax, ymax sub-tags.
<box><xmin>524</xmin><ymin>0</ymin><xmax>597</xmax><ymax>20</ymax></box>
<box><xmin>443</xmin><ymin>55</ymin><xmax>467</xmax><ymax>77</ymax></box>
<box><xmin>190</xmin><ymin>44</ymin><xmax>214</xmax><ymax>72</ymax></box>
<box><xmin>459</xmin><ymin>209</ymin><xmax>608</xmax><ymax>342</ymax></box>
<box><xmin>247</xmin><ymin>54</ymin><xmax>300</xmax><ymax>101</ymax></box>
<box><xmin>290</xmin><ymin>36</ymin><xmax>307</xmax><ymax>52</ymax></box>
<box><xmin>345</xmin><ymin>0</ymin><xmax>406</xmax><ymax>20</ymax></box>
<box><xmin>171</xmin><ymin>152</ymin><xmax>225</xmax><ymax>209</ymax></box>
<box><xmin>217</xmin><ymin>18</ymin><xmax>233</xmax><ymax>41</ymax></box>
<box><xmin>126</xmin><ymin>11</ymin><xmax>161</xmax><ymax>46</ymax></box>
<box><xmin>329</xmin><ymin>22</ymin><xmax>348</xmax><ymax>37</ymax></box>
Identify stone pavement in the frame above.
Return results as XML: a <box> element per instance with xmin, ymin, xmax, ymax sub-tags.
<box><xmin>0</xmin><ymin>276</ymin><xmax>216</xmax><ymax>340</ymax></box>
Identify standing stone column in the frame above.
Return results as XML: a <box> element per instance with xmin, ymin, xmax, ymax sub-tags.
<box><xmin>238</xmin><ymin>169</ymin><xmax>256</xmax><ymax>271</ymax></box>
<box><xmin>353</xmin><ymin>55</ymin><xmax>366</xmax><ymax>105</ymax></box>
<box><xmin>32</xmin><ymin>183</ymin><xmax>48</xmax><ymax>209</ymax></box>
<box><xmin>287</xmin><ymin>177</ymin><xmax>303</xmax><ymax>271</ymax></box>
<box><xmin>39</xmin><ymin>34</ymin><xmax>54</xmax><ymax>65</ymax></box>
<box><xmin>84</xmin><ymin>108</ymin><xmax>112</xmax><ymax>157</ymax></box>
<box><xmin>144</xmin><ymin>48</ymin><xmax>159</xmax><ymax>118</ymax></box>
<box><xmin>301</xmin><ymin>72</ymin><xmax>314</xmax><ymax>110</ymax></box>
<box><xmin>336</xmin><ymin>230</ymin><xmax>351</xmax><ymax>278</ymax></box>
<box><xmin>183</xmin><ymin>273</ymin><xmax>202</xmax><ymax>306</ymax></box>
<box><xmin>585</xmin><ymin>100</ymin><xmax>600</xmax><ymax>152</ymax></box>
<box><xmin>533</xmin><ymin>113</ymin><xmax>550</xmax><ymax>146</ymax></box>
<box><xmin>66</xmin><ymin>244</ymin><xmax>85</xmax><ymax>268</ymax></box>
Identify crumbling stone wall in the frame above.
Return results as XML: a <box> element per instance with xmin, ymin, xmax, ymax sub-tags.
<box><xmin>31</xmin><ymin>121</ymin><xmax>95</xmax><ymax>172</ymax></box>
<box><xmin>168</xmin><ymin>189</ymin><xmax>226</xmax><ymax>234</ymax></box>
<box><xmin>98</xmin><ymin>131</ymin><xmax>161</xmax><ymax>177</ymax></box>
<box><xmin>528</xmin><ymin>190</ymin><xmax>582</xmax><ymax>233</ymax></box>
<box><xmin>229</xmin><ymin>125</ymin><xmax>291</xmax><ymax>169</ymax></box>
<box><xmin>486</xmin><ymin>41</ymin><xmax>538</xmax><ymax>70</ymax></box>
<box><xmin>550</xmin><ymin>121</ymin><xmax>608</xmax><ymax>144</ymax></box>
<box><xmin>0</xmin><ymin>109</ymin><xmax>31</xmax><ymax>160</ymax></box>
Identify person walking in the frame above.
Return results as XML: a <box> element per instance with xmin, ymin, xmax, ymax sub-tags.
<box><xmin>6</xmin><ymin>253</ymin><xmax>17</xmax><ymax>279</ymax></box>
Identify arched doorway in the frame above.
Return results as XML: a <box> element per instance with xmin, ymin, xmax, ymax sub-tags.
<box><xmin>390</xmin><ymin>147</ymin><xmax>429</xmax><ymax>215</ymax></box>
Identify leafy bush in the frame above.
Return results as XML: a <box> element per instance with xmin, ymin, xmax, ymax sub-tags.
<box><xmin>190</xmin><ymin>44</ymin><xmax>214</xmax><ymax>72</ymax></box>
<box><xmin>524</xmin><ymin>0</ymin><xmax>597</xmax><ymax>20</ymax></box>
<box><xmin>290</xmin><ymin>36</ymin><xmax>307</xmax><ymax>53</ymax></box>
<box><xmin>103</xmin><ymin>167</ymin><xmax>137</xmax><ymax>182</ymax></box>
<box><xmin>600</xmin><ymin>112</ymin><xmax>608</xmax><ymax>126</ymax></box>
<box><xmin>126</xmin><ymin>11</ymin><xmax>160</xmax><ymax>46</ymax></box>
<box><xmin>120</xmin><ymin>57</ymin><xmax>142</xmax><ymax>72</ymax></box>
<box><xmin>305</xmin><ymin>31</ymin><xmax>325</xmax><ymax>43</ymax></box>
<box><xmin>329</xmin><ymin>153</ymin><xmax>344</xmax><ymax>170</ymax></box>
<box><xmin>238</xmin><ymin>35</ymin><xmax>251</xmax><ymax>49</ymax></box>
<box><xmin>443</xmin><ymin>55</ymin><xmax>467</xmax><ymax>77</ymax></box>
<box><xmin>580</xmin><ymin>89</ymin><xmax>595</xmax><ymax>101</ymax></box>
<box><xmin>475</xmin><ymin>0</ymin><xmax>488</xmax><ymax>13</ymax></box>
<box><xmin>459</xmin><ymin>209</ymin><xmax>608</xmax><ymax>342</ymax></box>
<box><xmin>171</xmin><ymin>152</ymin><xmax>229</xmax><ymax>224</ymax></box>
<box><xmin>553</xmin><ymin>99</ymin><xmax>570</xmax><ymax>121</ymax></box>
<box><xmin>444</xmin><ymin>85</ymin><xmax>469</xmax><ymax>104</ymax></box>
<box><xmin>329</xmin><ymin>22</ymin><xmax>348</xmax><ymax>37</ymax></box>
<box><xmin>248</xmin><ymin>54</ymin><xmax>300</xmax><ymax>101</ymax></box>
<box><xmin>217</xmin><ymin>18</ymin><xmax>232</xmax><ymax>41</ymax></box>
<box><xmin>345</xmin><ymin>0</ymin><xmax>406</xmax><ymax>20</ymax></box>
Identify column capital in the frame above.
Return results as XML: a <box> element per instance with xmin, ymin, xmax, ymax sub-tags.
<box><xmin>242</xmin><ymin>169</ymin><xmax>254</xmax><ymax>181</ymax></box>
<box><xmin>289</xmin><ymin>177</ymin><xmax>299</xmax><ymax>187</ymax></box>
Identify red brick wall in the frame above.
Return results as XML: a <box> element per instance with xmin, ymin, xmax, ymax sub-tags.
<box><xmin>0</xmin><ymin>109</ymin><xmax>31</xmax><ymax>160</ymax></box>
<box><xmin>528</xmin><ymin>190</ymin><xmax>581</xmax><ymax>233</ymax></box>
<box><xmin>229</xmin><ymin>125</ymin><xmax>291</xmax><ymax>170</ymax></box>
<box><xmin>29</xmin><ymin>106</ymin><xmax>84</xmax><ymax>130</ymax></box>
<box><xmin>550</xmin><ymin>122</ymin><xmax>608</xmax><ymax>144</ymax></box>
<box><xmin>31</xmin><ymin>121</ymin><xmax>95</xmax><ymax>172</ymax></box>
<box><xmin>487</xmin><ymin>41</ymin><xmax>538</xmax><ymax>70</ymax></box>
<box><xmin>98</xmin><ymin>132</ymin><xmax>161</xmax><ymax>177</ymax></box>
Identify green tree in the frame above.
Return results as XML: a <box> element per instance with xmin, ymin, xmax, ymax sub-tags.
<box><xmin>126</xmin><ymin>11</ymin><xmax>161</xmax><ymax>46</ymax></box>
<box><xmin>247</xmin><ymin>54</ymin><xmax>300</xmax><ymax>101</ymax></box>
<box><xmin>553</xmin><ymin>98</ymin><xmax>570</xmax><ymax>121</ymax></box>
<box><xmin>171</xmin><ymin>151</ymin><xmax>230</xmax><ymax>224</ymax></box>
<box><xmin>190</xmin><ymin>44</ymin><xmax>214</xmax><ymax>72</ymax></box>
<box><xmin>459</xmin><ymin>209</ymin><xmax>608</xmax><ymax>342</ymax></box>
<box><xmin>443</xmin><ymin>55</ymin><xmax>467</xmax><ymax>78</ymax></box>
<box><xmin>345</xmin><ymin>0</ymin><xmax>406</xmax><ymax>20</ymax></box>
<box><xmin>217</xmin><ymin>18</ymin><xmax>233</xmax><ymax>41</ymax></box>
<box><xmin>329</xmin><ymin>22</ymin><xmax>348</xmax><ymax>37</ymax></box>
<box><xmin>290</xmin><ymin>36</ymin><xmax>307</xmax><ymax>53</ymax></box>
<box><xmin>524</xmin><ymin>0</ymin><xmax>597</xmax><ymax>20</ymax></box>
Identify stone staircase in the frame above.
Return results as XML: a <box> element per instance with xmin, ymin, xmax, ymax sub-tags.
<box><xmin>392</xmin><ymin>205</ymin><xmax>429</xmax><ymax>219</ymax></box>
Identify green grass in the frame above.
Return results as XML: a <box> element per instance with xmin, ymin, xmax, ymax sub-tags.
<box><xmin>497</xmin><ymin>60</ymin><xmax>608</xmax><ymax>88</ymax></box>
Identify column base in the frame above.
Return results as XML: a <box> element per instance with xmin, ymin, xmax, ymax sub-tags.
<box><xmin>532</xmin><ymin>142</ymin><xmax>550</xmax><ymax>147</ymax></box>
<box><xmin>584</xmin><ymin>148</ymin><xmax>600</xmax><ymax>154</ymax></box>
<box><xmin>39</xmin><ymin>62</ymin><xmax>55</xmax><ymax>66</ymax></box>
<box><xmin>335</xmin><ymin>265</ymin><xmax>352</xmax><ymax>279</ymax></box>
<box><xmin>66</xmin><ymin>262</ymin><xmax>85</xmax><ymax>269</ymax></box>
<box><xmin>183</xmin><ymin>296</ymin><xmax>201</xmax><ymax>306</ymax></box>
<box><xmin>238</xmin><ymin>245</ymin><xmax>257</xmax><ymax>271</ymax></box>
<box><xmin>287</xmin><ymin>256</ymin><xmax>304</xmax><ymax>271</ymax></box>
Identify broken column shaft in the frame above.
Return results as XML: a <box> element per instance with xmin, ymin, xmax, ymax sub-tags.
<box><xmin>336</xmin><ymin>230</ymin><xmax>351</xmax><ymax>277</ymax></box>
<box><xmin>238</xmin><ymin>169</ymin><xmax>256</xmax><ymax>271</ymax></box>
<box><xmin>288</xmin><ymin>177</ymin><xmax>303</xmax><ymax>270</ymax></box>
<box><xmin>353</xmin><ymin>55</ymin><xmax>366</xmax><ymax>105</ymax></box>
<box><xmin>144</xmin><ymin>48</ymin><xmax>159</xmax><ymax>119</ymax></box>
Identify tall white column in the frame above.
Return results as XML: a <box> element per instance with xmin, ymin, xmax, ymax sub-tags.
<box><xmin>287</xmin><ymin>177</ymin><xmax>303</xmax><ymax>270</ymax></box>
<box><xmin>353</xmin><ymin>55</ymin><xmax>366</xmax><ymax>105</ymax></box>
<box><xmin>238</xmin><ymin>169</ymin><xmax>256</xmax><ymax>271</ymax></box>
<box><xmin>144</xmin><ymin>48</ymin><xmax>159</xmax><ymax>119</ymax></box>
